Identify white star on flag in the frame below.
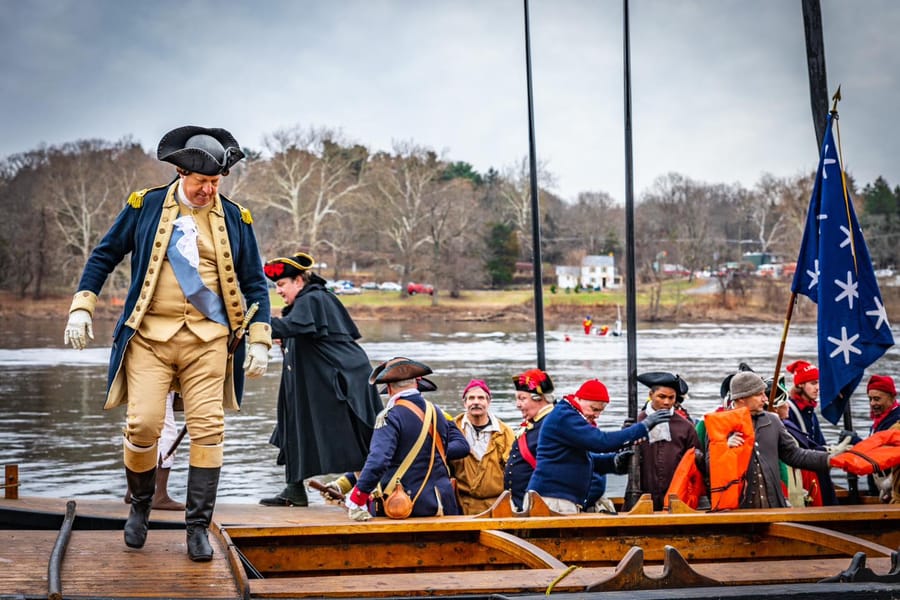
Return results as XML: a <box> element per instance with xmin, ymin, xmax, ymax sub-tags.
<box><xmin>806</xmin><ymin>259</ymin><xmax>819</xmax><ymax>291</ymax></box>
<box><xmin>827</xmin><ymin>326</ymin><xmax>862</xmax><ymax>364</ymax></box>
<box><xmin>833</xmin><ymin>271</ymin><xmax>859</xmax><ymax>310</ymax></box>
<box><xmin>866</xmin><ymin>296</ymin><xmax>890</xmax><ymax>330</ymax></box>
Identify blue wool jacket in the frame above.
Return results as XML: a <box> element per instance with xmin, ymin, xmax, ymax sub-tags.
<box><xmin>356</xmin><ymin>391</ymin><xmax>469</xmax><ymax>516</ymax></box>
<box><xmin>528</xmin><ymin>399</ymin><xmax>649</xmax><ymax>507</ymax></box>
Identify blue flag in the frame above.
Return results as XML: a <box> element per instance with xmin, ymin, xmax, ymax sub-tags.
<box><xmin>790</xmin><ymin>113</ymin><xmax>894</xmax><ymax>425</ymax></box>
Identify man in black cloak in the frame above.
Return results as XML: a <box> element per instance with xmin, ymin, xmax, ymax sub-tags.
<box><xmin>260</xmin><ymin>252</ymin><xmax>382</xmax><ymax>506</ymax></box>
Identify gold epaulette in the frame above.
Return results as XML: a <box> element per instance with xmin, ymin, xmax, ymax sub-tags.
<box><xmin>126</xmin><ymin>188</ymin><xmax>149</xmax><ymax>209</ymax></box>
<box><xmin>221</xmin><ymin>195</ymin><xmax>253</xmax><ymax>224</ymax></box>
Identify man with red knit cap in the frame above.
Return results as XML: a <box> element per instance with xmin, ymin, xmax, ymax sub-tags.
<box><xmin>785</xmin><ymin>360</ymin><xmax>827</xmax><ymax>447</ymax></box>
<box><xmin>865</xmin><ymin>374</ymin><xmax>900</xmax><ymax>502</ymax></box>
<box><xmin>527</xmin><ymin>378</ymin><xmax>670</xmax><ymax>513</ymax></box>
<box><xmin>450</xmin><ymin>380</ymin><xmax>515</xmax><ymax>515</ymax></box>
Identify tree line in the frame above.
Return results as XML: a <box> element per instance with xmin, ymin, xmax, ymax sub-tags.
<box><xmin>0</xmin><ymin>126</ymin><xmax>897</xmax><ymax>302</ymax></box>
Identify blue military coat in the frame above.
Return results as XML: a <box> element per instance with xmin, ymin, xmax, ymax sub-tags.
<box><xmin>74</xmin><ymin>183</ymin><xmax>270</xmax><ymax>409</ymax></box>
<box><xmin>356</xmin><ymin>391</ymin><xmax>469</xmax><ymax>516</ymax></box>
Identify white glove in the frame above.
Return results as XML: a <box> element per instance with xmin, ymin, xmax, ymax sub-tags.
<box><xmin>345</xmin><ymin>498</ymin><xmax>371</xmax><ymax>522</ymax></box>
<box><xmin>243</xmin><ymin>342</ymin><xmax>269</xmax><ymax>378</ymax></box>
<box><xmin>826</xmin><ymin>437</ymin><xmax>853</xmax><ymax>457</ymax></box>
<box><xmin>64</xmin><ymin>309</ymin><xmax>94</xmax><ymax>350</ymax></box>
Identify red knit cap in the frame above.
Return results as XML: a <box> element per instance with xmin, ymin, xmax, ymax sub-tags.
<box><xmin>867</xmin><ymin>374</ymin><xmax>896</xmax><ymax>396</ymax></box>
<box><xmin>462</xmin><ymin>379</ymin><xmax>491</xmax><ymax>399</ymax></box>
<box><xmin>573</xmin><ymin>379</ymin><xmax>609</xmax><ymax>402</ymax></box>
<box><xmin>786</xmin><ymin>360</ymin><xmax>819</xmax><ymax>386</ymax></box>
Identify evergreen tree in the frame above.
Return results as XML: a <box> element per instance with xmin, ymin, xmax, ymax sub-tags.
<box><xmin>484</xmin><ymin>222</ymin><xmax>518</xmax><ymax>288</ymax></box>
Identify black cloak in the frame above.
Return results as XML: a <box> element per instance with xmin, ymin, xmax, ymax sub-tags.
<box><xmin>269</xmin><ymin>282</ymin><xmax>382</xmax><ymax>481</ymax></box>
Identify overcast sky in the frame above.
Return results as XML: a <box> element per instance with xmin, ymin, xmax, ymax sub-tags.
<box><xmin>2</xmin><ymin>0</ymin><xmax>898</xmax><ymax>202</ymax></box>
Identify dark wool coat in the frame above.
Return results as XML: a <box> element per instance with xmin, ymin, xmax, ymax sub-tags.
<box><xmin>528</xmin><ymin>400</ymin><xmax>649</xmax><ymax>507</ymax></box>
<box><xmin>356</xmin><ymin>391</ymin><xmax>470</xmax><ymax>516</ymax></box>
<box><xmin>742</xmin><ymin>411</ymin><xmax>830</xmax><ymax>508</ymax></box>
<box><xmin>785</xmin><ymin>394</ymin><xmax>827</xmax><ymax>446</ymax></box>
<box><xmin>504</xmin><ymin>405</ymin><xmax>552</xmax><ymax>511</ymax></box>
<box><xmin>270</xmin><ymin>283</ymin><xmax>382</xmax><ymax>481</ymax></box>
<box><xmin>637</xmin><ymin>411</ymin><xmax>701</xmax><ymax>510</ymax></box>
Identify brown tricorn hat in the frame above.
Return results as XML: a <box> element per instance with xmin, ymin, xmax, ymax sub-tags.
<box><xmin>157</xmin><ymin>125</ymin><xmax>245</xmax><ymax>175</ymax></box>
<box><xmin>369</xmin><ymin>357</ymin><xmax>433</xmax><ymax>385</ymax></box>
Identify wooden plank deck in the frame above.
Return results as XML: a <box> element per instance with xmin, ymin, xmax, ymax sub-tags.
<box><xmin>0</xmin><ymin>529</ymin><xmax>239</xmax><ymax>599</ymax></box>
<box><xmin>3</xmin><ymin>496</ymin><xmax>900</xmax><ymax>599</ymax></box>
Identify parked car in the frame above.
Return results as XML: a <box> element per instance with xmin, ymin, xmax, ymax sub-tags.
<box><xmin>407</xmin><ymin>282</ymin><xmax>434</xmax><ymax>295</ymax></box>
<box><xmin>360</xmin><ymin>281</ymin><xmax>379</xmax><ymax>290</ymax></box>
<box><xmin>378</xmin><ymin>281</ymin><xmax>402</xmax><ymax>291</ymax></box>
<box><xmin>334</xmin><ymin>284</ymin><xmax>361</xmax><ymax>295</ymax></box>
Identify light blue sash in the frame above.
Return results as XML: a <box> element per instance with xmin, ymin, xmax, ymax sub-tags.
<box><xmin>166</xmin><ymin>216</ymin><xmax>229</xmax><ymax>326</ymax></box>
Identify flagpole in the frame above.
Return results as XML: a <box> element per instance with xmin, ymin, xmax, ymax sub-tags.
<box><xmin>829</xmin><ymin>87</ymin><xmax>860</xmax><ymax>503</ymax></box>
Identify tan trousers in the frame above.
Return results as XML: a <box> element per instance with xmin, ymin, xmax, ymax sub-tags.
<box><xmin>122</xmin><ymin>326</ymin><xmax>227</xmax><ymax>470</ymax></box>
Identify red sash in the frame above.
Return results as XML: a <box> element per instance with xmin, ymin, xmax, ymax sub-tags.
<box><xmin>517</xmin><ymin>433</ymin><xmax>537</xmax><ymax>469</ymax></box>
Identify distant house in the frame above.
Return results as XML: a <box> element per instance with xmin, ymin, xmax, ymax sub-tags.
<box><xmin>555</xmin><ymin>255</ymin><xmax>620</xmax><ymax>290</ymax></box>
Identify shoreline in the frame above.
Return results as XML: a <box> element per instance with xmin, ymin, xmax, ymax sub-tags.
<box><xmin>1</xmin><ymin>290</ymin><xmax>816</xmax><ymax>324</ymax></box>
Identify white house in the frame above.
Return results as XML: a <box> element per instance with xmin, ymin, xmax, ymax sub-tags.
<box><xmin>555</xmin><ymin>255</ymin><xmax>620</xmax><ymax>290</ymax></box>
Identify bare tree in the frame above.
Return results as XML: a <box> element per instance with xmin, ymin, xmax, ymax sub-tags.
<box><xmin>255</xmin><ymin>126</ymin><xmax>367</xmax><ymax>254</ymax></box>
<box><xmin>367</xmin><ymin>141</ymin><xmax>446</xmax><ymax>294</ymax></box>
<box><xmin>497</xmin><ymin>156</ymin><xmax>555</xmax><ymax>258</ymax></box>
<box><xmin>424</xmin><ymin>176</ymin><xmax>480</xmax><ymax>302</ymax></box>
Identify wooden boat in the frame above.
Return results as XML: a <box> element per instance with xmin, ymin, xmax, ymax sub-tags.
<box><xmin>3</xmin><ymin>466</ymin><xmax>900</xmax><ymax>600</ymax></box>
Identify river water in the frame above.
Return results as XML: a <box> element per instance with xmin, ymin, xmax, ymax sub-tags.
<box><xmin>1</xmin><ymin>318</ymin><xmax>896</xmax><ymax>504</ymax></box>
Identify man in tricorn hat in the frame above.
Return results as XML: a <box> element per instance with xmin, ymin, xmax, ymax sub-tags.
<box><xmin>635</xmin><ymin>371</ymin><xmax>700</xmax><ymax>511</ymax></box>
<box><xmin>63</xmin><ymin>126</ymin><xmax>272</xmax><ymax>561</ymax></box>
<box><xmin>259</xmin><ymin>251</ymin><xmax>382</xmax><ymax>507</ymax></box>
<box><xmin>345</xmin><ymin>357</ymin><xmax>469</xmax><ymax>520</ymax></box>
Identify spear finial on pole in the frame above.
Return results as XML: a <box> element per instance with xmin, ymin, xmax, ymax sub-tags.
<box><xmin>830</xmin><ymin>85</ymin><xmax>842</xmax><ymax>114</ymax></box>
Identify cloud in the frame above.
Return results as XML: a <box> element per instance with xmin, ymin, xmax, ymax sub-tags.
<box><xmin>1</xmin><ymin>0</ymin><xmax>897</xmax><ymax>202</ymax></box>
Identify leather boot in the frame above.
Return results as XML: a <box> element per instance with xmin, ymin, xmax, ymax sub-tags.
<box><xmin>152</xmin><ymin>467</ymin><xmax>185</xmax><ymax>511</ymax></box>
<box><xmin>124</xmin><ymin>467</ymin><xmax>156</xmax><ymax>549</ymax></box>
<box><xmin>185</xmin><ymin>466</ymin><xmax>220</xmax><ymax>562</ymax></box>
<box><xmin>259</xmin><ymin>481</ymin><xmax>308</xmax><ymax>507</ymax></box>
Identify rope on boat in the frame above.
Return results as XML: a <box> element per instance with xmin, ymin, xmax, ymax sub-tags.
<box><xmin>545</xmin><ymin>564</ymin><xmax>579</xmax><ymax>595</ymax></box>
<box><xmin>47</xmin><ymin>499</ymin><xmax>76</xmax><ymax>600</ymax></box>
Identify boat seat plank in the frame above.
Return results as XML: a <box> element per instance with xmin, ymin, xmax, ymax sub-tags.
<box><xmin>767</xmin><ymin>521</ymin><xmax>896</xmax><ymax>557</ymax></box>
<box><xmin>479</xmin><ymin>529</ymin><xmax>567</xmax><ymax>568</ymax></box>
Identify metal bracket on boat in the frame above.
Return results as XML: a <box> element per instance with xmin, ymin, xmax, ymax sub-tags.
<box><xmin>820</xmin><ymin>550</ymin><xmax>900</xmax><ymax>584</ymax></box>
<box><xmin>584</xmin><ymin>545</ymin><xmax>720</xmax><ymax>591</ymax></box>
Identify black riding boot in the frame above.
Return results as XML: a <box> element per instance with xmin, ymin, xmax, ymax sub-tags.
<box><xmin>185</xmin><ymin>466</ymin><xmax>220</xmax><ymax>562</ymax></box>
<box><xmin>124</xmin><ymin>467</ymin><xmax>156</xmax><ymax>548</ymax></box>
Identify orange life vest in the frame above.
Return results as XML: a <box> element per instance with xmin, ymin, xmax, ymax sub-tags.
<box><xmin>664</xmin><ymin>447</ymin><xmax>707</xmax><ymax>510</ymax></box>
<box><xmin>704</xmin><ymin>407</ymin><xmax>755</xmax><ymax>511</ymax></box>
<box><xmin>830</xmin><ymin>429</ymin><xmax>900</xmax><ymax>475</ymax></box>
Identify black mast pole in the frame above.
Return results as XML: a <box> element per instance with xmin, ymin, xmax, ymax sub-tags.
<box><xmin>801</xmin><ymin>1</ymin><xmax>857</xmax><ymax>503</ymax></box>
<box><xmin>802</xmin><ymin>0</ymin><xmax>829</xmax><ymax>151</ymax></box>
<box><xmin>622</xmin><ymin>0</ymin><xmax>642</xmax><ymax>511</ymax></box>
<box><xmin>523</xmin><ymin>0</ymin><xmax>546</xmax><ymax>370</ymax></box>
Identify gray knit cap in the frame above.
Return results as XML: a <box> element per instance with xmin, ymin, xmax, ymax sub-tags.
<box><xmin>730</xmin><ymin>372</ymin><xmax>766</xmax><ymax>401</ymax></box>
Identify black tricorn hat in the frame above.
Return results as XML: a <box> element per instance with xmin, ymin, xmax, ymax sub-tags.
<box><xmin>264</xmin><ymin>252</ymin><xmax>315</xmax><ymax>282</ymax></box>
<box><xmin>637</xmin><ymin>371</ymin><xmax>689</xmax><ymax>400</ymax></box>
<box><xmin>369</xmin><ymin>357</ymin><xmax>433</xmax><ymax>385</ymax></box>
<box><xmin>157</xmin><ymin>126</ymin><xmax>245</xmax><ymax>175</ymax></box>
<box><xmin>379</xmin><ymin>376</ymin><xmax>437</xmax><ymax>395</ymax></box>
